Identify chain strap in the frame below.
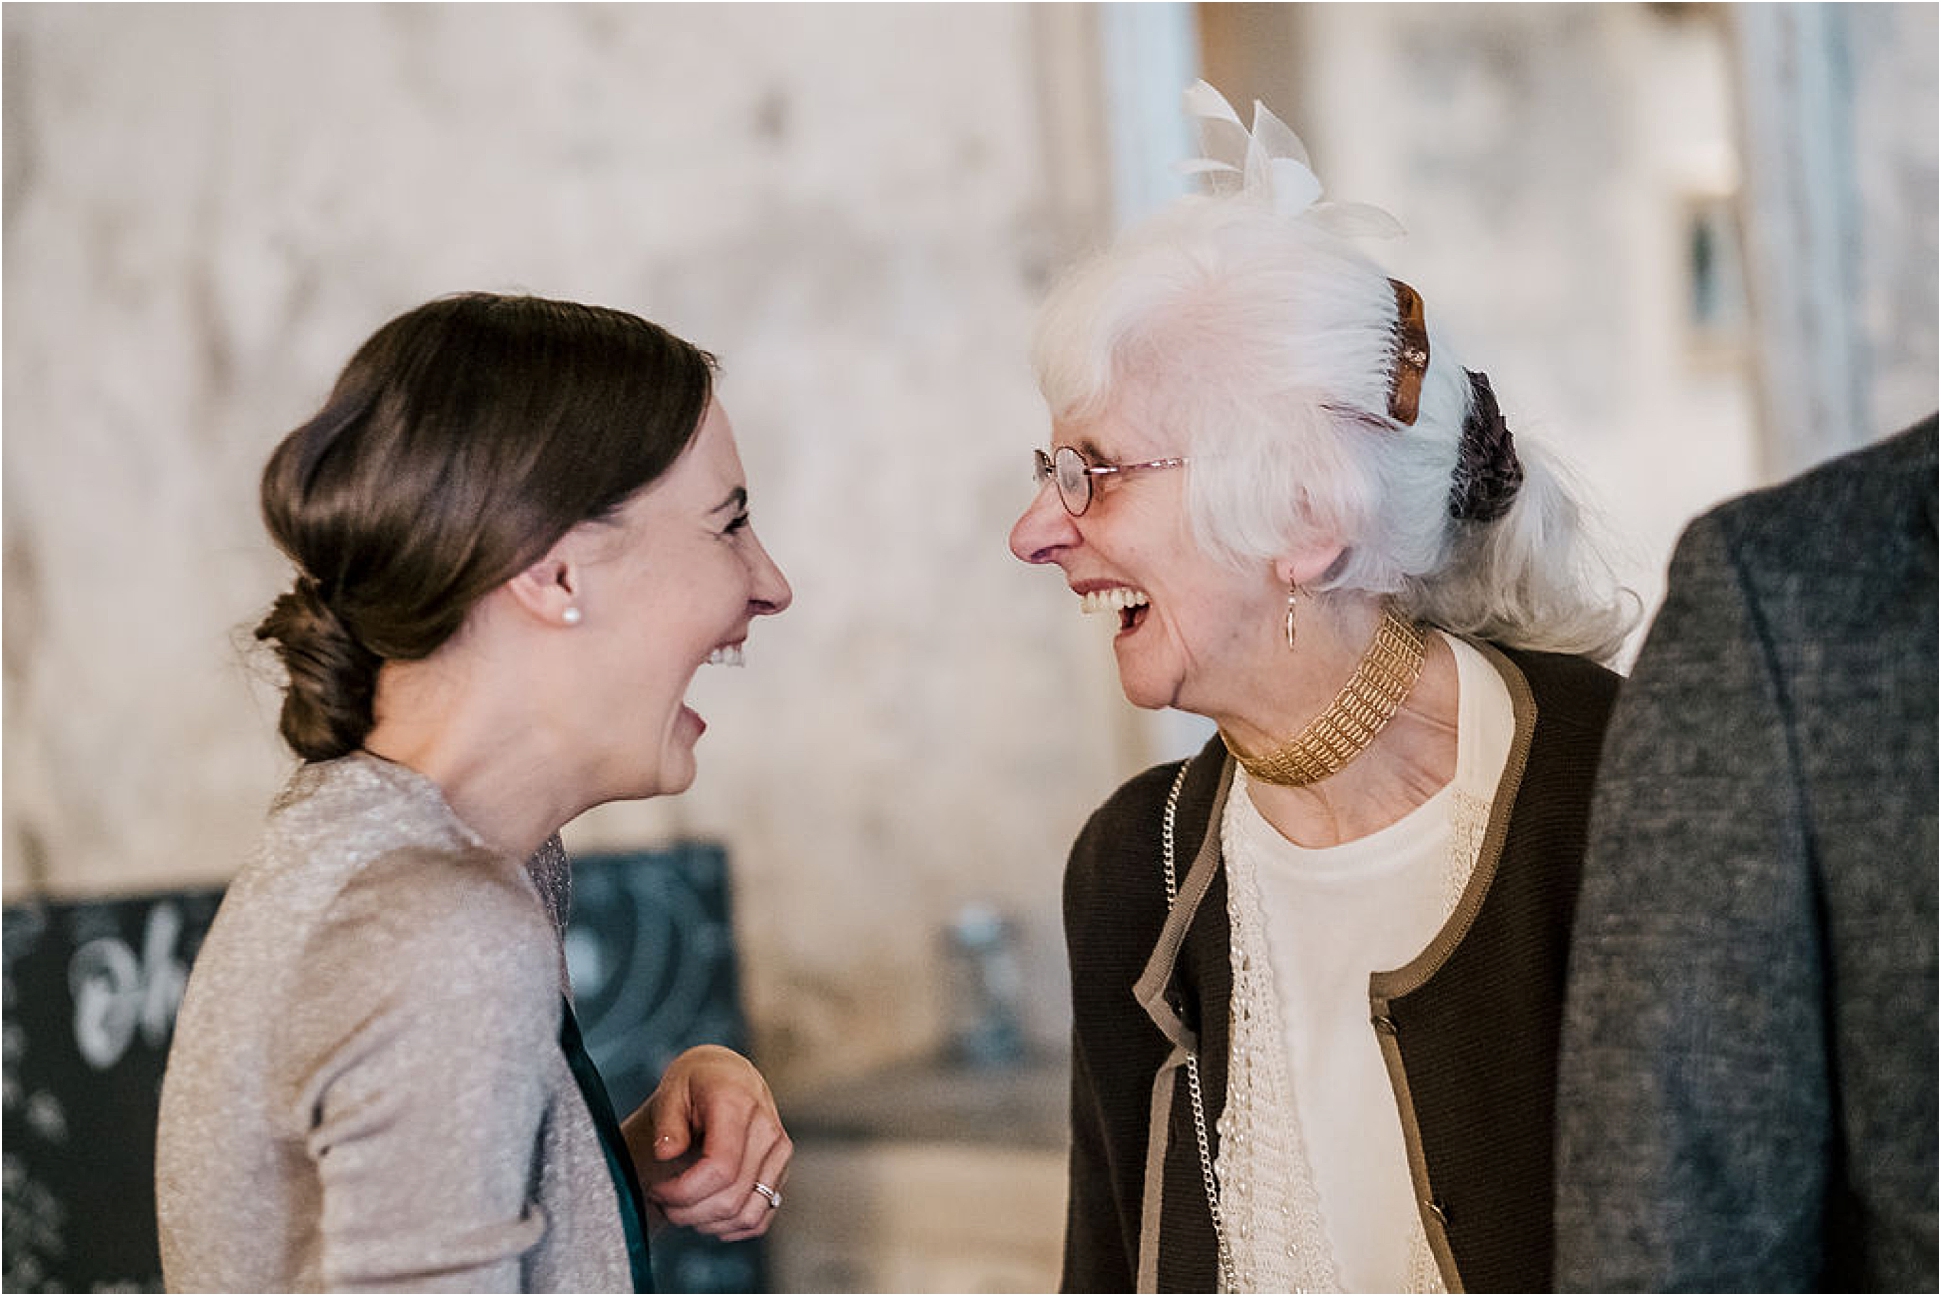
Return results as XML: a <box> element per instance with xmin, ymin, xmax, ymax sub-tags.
<box><xmin>1161</xmin><ymin>760</ymin><xmax>1240</xmax><ymax>1292</ymax></box>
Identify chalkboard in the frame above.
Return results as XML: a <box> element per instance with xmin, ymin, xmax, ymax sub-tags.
<box><xmin>568</xmin><ymin>845</ymin><xmax>768</xmax><ymax>1295</ymax></box>
<box><xmin>3</xmin><ymin>887</ymin><xmax>223</xmax><ymax>1292</ymax></box>
<box><xmin>1</xmin><ymin>842</ymin><xmax>764</xmax><ymax>1293</ymax></box>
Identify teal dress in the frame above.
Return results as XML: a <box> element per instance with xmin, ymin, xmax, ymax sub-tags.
<box><xmin>560</xmin><ymin>1000</ymin><xmax>655</xmax><ymax>1292</ymax></box>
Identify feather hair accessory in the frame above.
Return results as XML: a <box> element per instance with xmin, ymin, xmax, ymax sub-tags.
<box><xmin>1179</xmin><ymin>80</ymin><xmax>1406</xmax><ymax>240</ymax></box>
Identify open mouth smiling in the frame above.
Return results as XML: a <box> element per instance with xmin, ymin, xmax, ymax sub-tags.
<box><xmin>1080</xmin><ymin>586</ymin><xmax>1151</xmax><ymax>633</ymax></box>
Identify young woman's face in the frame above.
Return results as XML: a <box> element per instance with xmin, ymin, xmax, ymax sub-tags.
<box><xmin>569</xmin><ymin>400</ymin><xmax>791</xmax><ymax>799</ymax></box>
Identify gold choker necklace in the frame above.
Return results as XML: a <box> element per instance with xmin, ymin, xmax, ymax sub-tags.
<box><xmin>1221</xmin><ymin>606</ymin><xmax>1428</xmax><ymax>787</ymax></box>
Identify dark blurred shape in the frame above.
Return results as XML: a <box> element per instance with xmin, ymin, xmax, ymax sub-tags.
<box><xmin>568</xmin><ymin>844</ymin><xmax>767</xmax><ymax>1295</ymax></box>
<box><xmin>3</xmin><ymin>888</ymin><xmax>221</xmax><ymax>1292</ymax></box>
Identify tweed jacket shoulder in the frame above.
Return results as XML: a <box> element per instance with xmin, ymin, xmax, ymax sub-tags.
<box><xmin>1555</xmin><ymin>417</ymin><xmax>1939</xmax><ymax>1292</ymax></box>
<box><xmin>1061</xmin><ymin>642</ymin><xmax>1619</xmax><ymax>1293</ymax></box>
<box><xmin>156</xmin><ymin>753</ymin><xmax>633</xmax><ymax>1292</ymax></box>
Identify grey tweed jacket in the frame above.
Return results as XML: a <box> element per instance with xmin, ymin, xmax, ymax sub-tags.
<box><xmin>1554</xmin><ymin>416</ymin><xmax>1938</xmax><ymax>1292</ymax></box>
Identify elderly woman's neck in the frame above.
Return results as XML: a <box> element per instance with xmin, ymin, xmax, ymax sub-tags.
<box><xmin>1213</xmin><ymin>595</ymin><xmax>1397</xmax><ymax>748</ymax></box>
<box><xmin>1240</xmin><ymin>627</ymin><xmax>1461</xmax><ymax>849</ymax></box>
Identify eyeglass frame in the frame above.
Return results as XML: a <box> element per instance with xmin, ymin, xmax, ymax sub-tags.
<box><xmin>1032</xmin><ymin>445</ymin><xmax>1190</xmax><ymax>517</ymax></box>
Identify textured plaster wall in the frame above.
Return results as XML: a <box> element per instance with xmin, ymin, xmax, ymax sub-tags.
<box><xmin>3</xmin><ymin>3</ymin><xmax>1126</xmax><ymax>1090</ymax></box>
<box><xmin>1274</xmin><ymin>3</ymin><xmax>1934</xmax><ymax>624</ymax></box>
<box><xmin>1837</xmin><ymin>1</ymin><xmax>1939</xmax><ymax>440</ymax></box>
<box><xmin>7</xmin><ymin>3</ymin><xmax>1934</xmax><ymax>1102</ymax></box>
<box><xmin>1286</xmin><ymin>3</ymin><xmax>1764</xmax><ymax>630</ymax></box>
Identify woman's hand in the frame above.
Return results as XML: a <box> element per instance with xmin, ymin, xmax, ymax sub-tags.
<box><xmin>622</xmin><ymin>1044</ymin><xmax>792</xmax><ymax>1242</ymax></box>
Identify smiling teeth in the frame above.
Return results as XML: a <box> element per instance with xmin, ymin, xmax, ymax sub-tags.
<box><xmin>707</xmin><ymin>644</ymin><xmax>745</xmax><ymax>667</ymax></box>
<box><xmin>1080</xmin><ymin>588</ymin><xmax>1151</xmax><ymax>615</ymax></box>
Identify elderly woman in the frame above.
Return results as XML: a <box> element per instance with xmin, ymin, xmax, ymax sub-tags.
<box><xmin>1009</xmin><ymin>86</ymin><xmax>1635</xmax><ymax>1293</ymax></box>
<box><xmin>156</xmin><ymin>293</ymin><xmax>793</xmax><ymax>1291</ymax></box>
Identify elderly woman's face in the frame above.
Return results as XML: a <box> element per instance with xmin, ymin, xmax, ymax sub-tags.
<box><xmin>1009</xmin><ymin>412</ymin><xmax>1283</xmax><ymax>721</ymax></box>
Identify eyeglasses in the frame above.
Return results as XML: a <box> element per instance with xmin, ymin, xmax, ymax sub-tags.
<box><xmin>1032</xmin><ymin>445</ymin><xmax>1190</xmax><ymax>517</ymax></box>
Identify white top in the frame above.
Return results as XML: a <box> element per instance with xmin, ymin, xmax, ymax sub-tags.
<box><xmin>1214</xmin><ymin>636</ymin><xmax>1515</xmax><ymax>1292</ymax></box>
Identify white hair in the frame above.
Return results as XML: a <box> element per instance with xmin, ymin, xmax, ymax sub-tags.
<box><xmin>1032</xmin><ymin>195</ymin><xmax>1637</xmax><ymax>663</ymax></box>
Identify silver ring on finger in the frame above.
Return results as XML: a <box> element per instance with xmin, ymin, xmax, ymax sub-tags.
<box><xmin>752</xmin><ymin>1180</ymin><xmax>782</xmax><ymax>1210</ymax></box>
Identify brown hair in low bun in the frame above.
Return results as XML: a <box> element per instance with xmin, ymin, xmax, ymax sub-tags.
<box><xmin>254</xmin><ymin>578</ymin><xmax>382</xmax><ymax>762</ymax></box>
<box><xmin>255</xmin><ymin>292</ymin><xmax>716</xmax><ymax>761</ymax></box>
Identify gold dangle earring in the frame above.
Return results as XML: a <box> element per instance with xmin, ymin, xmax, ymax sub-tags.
<box><xmin>1284</xmin><ymin>581</ymin><xmax>1300</xmax><ymax>651</ymax></box>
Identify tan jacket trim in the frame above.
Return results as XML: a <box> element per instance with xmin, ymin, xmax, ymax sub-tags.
<box><xmin>1370</xmin><ymin>1019</ymin><xmax>1465</xmax><ymax>1291</ymax></box>
<box><xmin>1367</xmin><ymin>636</ymin><xmax>1538</xmax><ymax>1293</ymax></box>
<box><xmin>1132</xmin><ymin>756</ymin><xmax>1232</xmax><ymax>1042</ymax></box>
<box><xmin>1137</xmin><ymin>1051</ymin><xmax>1183</xmax><ymax>1293</ymax></box>
<box><xmin>1131</xmin><ymin>754</ymin><xmax>1234</xmax><ymax>1293</ymax></box>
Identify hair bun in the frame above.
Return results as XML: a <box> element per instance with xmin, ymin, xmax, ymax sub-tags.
<box><xmin>254</xmin><ymin>575</ymin><xmax>381</xmax><ymax>762</ymax></box>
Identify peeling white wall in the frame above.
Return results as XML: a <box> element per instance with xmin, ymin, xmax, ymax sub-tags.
<box><xmin>5</xmin><ymin>3</ymin><xmax>1933</xmax><ymax>1098</ymax></box>
<box><xmin>1280</xmin><ymin>3</ymin><xmax>1934</xmax><ymax>630</ymax></box>
<box><xmin>3</xmin><ymin>2</ymin><xmax>1126</xmax><ymax>1090</ymax></box>
<box><xmin>1288</xmin><ymin>4</ymin><xmax>1763</xmax><ymax>637</ymax></box>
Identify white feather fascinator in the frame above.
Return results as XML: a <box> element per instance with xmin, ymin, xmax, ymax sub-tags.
<box><xmin>1179</xmin><ymin>80</ymin><xmax>1406</xmax><ymax>240</ymax></box>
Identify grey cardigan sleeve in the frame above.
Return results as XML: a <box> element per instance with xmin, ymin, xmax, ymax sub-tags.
<box><xmin>278</xmin><ymin>847</ymin><xmax>562</xmax><ymax>1291</ymax></box>
<box><xmin>1553</xmin><ymin>512</ymin><xmax>1833</xmax><ymax>1292</ymax></box>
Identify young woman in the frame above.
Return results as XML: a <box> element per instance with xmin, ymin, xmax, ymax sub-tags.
<box><xmin>157</xmin><ymin>293</ymin><xmax>794</xmax><ymax>1291</ymax></box>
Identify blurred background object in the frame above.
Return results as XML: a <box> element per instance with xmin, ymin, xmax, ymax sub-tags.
<box><xmin>941</xmin><ymin>902</ymin><xmax>1027</xmax><ymax>1069</ymax></box>
<box><xmin>4</xmin><ymin>4</ymin><xmax>1933</xmax><ymax>1290</ymax></box>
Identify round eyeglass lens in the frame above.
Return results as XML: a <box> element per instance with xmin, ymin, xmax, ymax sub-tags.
<box><xmin>1053</xmin><ymin>446</ymin><xmax>1092</xmax><ymax>515</ymax></box>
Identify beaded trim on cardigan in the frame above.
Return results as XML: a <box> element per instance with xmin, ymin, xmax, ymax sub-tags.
<box><xmin>1209</xmin><ymin>769</ymin><xmax>1494</xmax><ymax>1293</ymax></box>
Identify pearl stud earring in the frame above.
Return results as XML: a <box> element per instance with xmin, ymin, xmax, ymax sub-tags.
<box><xmin>562</xmin><ymin>606</ymin><xmax>583</xmax><ymax>626</ymax></box>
